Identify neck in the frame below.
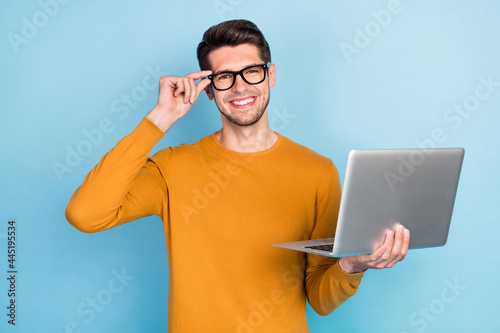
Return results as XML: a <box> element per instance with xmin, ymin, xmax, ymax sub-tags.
<box><xmin>216</xmin><ymin>111</ymin><xmax>278</xmax><ymax>153</ymax></box>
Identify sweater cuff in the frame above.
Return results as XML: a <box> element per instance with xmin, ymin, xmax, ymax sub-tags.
<box><xmin>128</xmin><ymin>117</ymin><xmax>165</xmax><ymax>151</ymax></box>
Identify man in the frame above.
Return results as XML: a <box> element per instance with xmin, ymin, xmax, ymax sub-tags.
<box><xmin>66</xmin><ymin>20</ymin><xmax>410</xmax><ymax>332</ymax></box>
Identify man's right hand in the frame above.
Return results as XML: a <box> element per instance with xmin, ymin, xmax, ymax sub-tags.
<box><xmin>146</xmin><ymin>70</ymin><xmax>212</xmax><ymax>132</ymax></box>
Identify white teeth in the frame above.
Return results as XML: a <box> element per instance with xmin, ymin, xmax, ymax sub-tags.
<box><xmin>232</xmin><ymin>98</ymin><xmax>254</xmax><ymax>106</ymax></box>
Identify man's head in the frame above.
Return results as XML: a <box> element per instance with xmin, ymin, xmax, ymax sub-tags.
<box><xmin>197</xmin><ymin>20</ymin><xmax>276</xmax><ymax>128</ymax></box>
<box><xmin>197</xmin><ymin>19</ymin><xmax>271</xmax><ymax>72</ymax></box>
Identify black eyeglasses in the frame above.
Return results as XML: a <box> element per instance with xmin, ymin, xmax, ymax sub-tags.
<box><xmin>207</xmin><ymin>63</ymin><xmax>270</xmax><ymax>91</ymax></box>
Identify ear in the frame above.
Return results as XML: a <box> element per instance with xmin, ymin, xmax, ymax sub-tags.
<box><xmin>268</xmin><ymin>63</ymin><xmax>276</xmax><ymax>88</ymax></box>
<box><xmin>204</xmin><ymin>84</ymin><xmax>214</xmax><ymax>100</ymax></box>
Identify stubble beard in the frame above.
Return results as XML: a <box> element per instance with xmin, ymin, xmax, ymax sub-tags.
<box><xmin>214</xmin><ymin>88</ymin><xmax>271</xmax><ymax>127</ymax></box>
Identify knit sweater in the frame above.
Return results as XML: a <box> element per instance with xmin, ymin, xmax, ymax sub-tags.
<box><xmin>66</xmin><ymin>117</ymin><xmax>364</xmax><ymax>332</ymax></box>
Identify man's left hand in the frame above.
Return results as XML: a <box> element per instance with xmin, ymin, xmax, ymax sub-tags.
<box><xmin>338</xmin><ymin>224</ymin><xmax>410</xmax><ymax>274</ymax></box>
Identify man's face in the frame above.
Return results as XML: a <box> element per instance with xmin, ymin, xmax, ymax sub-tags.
<box><xmin>205</xmin><ymin>44</ymin><xmax>276</xmax><ymax>127</ymax></box>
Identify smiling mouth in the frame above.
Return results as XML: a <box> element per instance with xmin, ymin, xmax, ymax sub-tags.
<box><xmin>230</xmin><ymin>97</ymin><xmax>256</xmax><ymax>107</ymax></box>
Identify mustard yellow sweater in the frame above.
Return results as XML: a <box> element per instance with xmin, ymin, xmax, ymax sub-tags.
<box><xmin>66</xmin><ymin>118</ymin><xmax>364</xmax><ymax>332</ymax></box>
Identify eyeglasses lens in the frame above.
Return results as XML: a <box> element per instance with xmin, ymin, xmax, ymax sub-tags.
<box><xmin>212</xmin><ymin>65</ymin><xmax>265</xmax><ymax>90</ymax></box>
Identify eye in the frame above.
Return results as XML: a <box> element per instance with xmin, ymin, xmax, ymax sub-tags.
<box><xmin>245</xmin><ymin>68</ymin><xmax>259</xmax><ymax>75</ymax></box>
<box><xmin>216</xmin><ymin>73</ymin><xmax>233</xmax><ymax>81</ymax></box>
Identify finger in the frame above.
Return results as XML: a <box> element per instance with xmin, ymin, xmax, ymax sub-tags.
<box><xmin>362</xmin><ymin>231</ymin><xmax>391</xmax><ymax>264</ymax></box>
<box><xmin>172</xmin><ymin>78</ymin><xmax>185</xmax><ymax>98</ymax></box>
<box><xmin>367</xmin><ymin>245</ymin><xmax>387</xmax><ymax>262</ymax></box>
<box><xmin>385</xmin><ymin>227</ymin><xmax>403</xmax><ymax>267</ymax></box>
<box><xmin>390</xmin><ymin>225</ymin><xmax>405</xmax><ymax>256</ymax></box>
<box><xmin>402</xmin><ymin>227</ymin><xmax>410</xmax><ymax>256</ymax></box>
<box><xmin>379</xmin><ymin>229</ymin><xmax>395</xmax><ymax>261</ymax></box>
<box><xmin>186</xmin><ymin>70</ymin><xmax>213</xmax><ymax>80</ymax></box>
<box><xmin>195</xmin><ymin>78</ymin><xmax>212</xmax><ymax>96</ymax></box>
<box><xmin>396</xmin><ymin>226</ymin><xmax>410</xmax><ymax>259</ymax></box>
<box><xmin>182</xmin><ymin>77</ymin><xmax>192</xmax><ymax>104</ymax></box>
<box><xmin>386</xmin><ymin>226</ymin><xmax>409</xmax><ymax>267</ymax></box>
<box><xmin>185</xmin><ymin>78</ymin><xmax>213</xmax><ymax>105</ymax></box>
<box><xmin>189</xmin><ymin>77</ymin><xmax>197</xmax><ymax>104</ymax></box>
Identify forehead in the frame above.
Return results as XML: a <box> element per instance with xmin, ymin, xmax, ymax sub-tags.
<box><xmin>208</xmin><ymin>44</ymin><xmax>263</xmax><ymax>72</ymax></box>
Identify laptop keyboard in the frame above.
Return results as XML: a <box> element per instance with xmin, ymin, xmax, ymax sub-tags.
<box><xmin>304</xmin><ymin>244</ymin><xmax>333</xmax><ymax>252</ymax></box>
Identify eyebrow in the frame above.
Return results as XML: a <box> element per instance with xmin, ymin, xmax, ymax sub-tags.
<box><xmin>212</xmin><ymin>63</ymin><xmax>262</xmax><ymax>75</ymax></box>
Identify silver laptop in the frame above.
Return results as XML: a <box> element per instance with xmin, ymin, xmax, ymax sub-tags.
<box><xmin>272</xmin><ymin>148</ymin><xmax>464</xmax><ymax>257</ymax></box>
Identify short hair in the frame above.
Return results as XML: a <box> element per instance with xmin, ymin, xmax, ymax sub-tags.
<box><xmin>197</xmin><ymin>19</ymin><xmax>271</xmax><ymax>71</ymax></box>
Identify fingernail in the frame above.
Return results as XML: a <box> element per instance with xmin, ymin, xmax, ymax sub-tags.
<box><xmin>399</xmin><ymin>225</ymin><xmax>404</xmax><ymax>233</ymax></box>
<box><xmin>405</xmin><ymin>229</ymin><xmax>410</xmax><ymax>237</ymax></box>
<box><xmin>388</xmin><ymin>231</ymin><xmax>394</xmax><ymax>239</ymax></box>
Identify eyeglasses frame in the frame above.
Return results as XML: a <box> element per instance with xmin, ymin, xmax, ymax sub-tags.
<box><xmin>206</xmin><ymin>62</ymin><xmax>271</xmax><ymax>91</ymax></box>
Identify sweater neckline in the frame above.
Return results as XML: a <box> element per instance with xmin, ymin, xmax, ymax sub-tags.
<box><xmin>206</xmin><ymin>131</ymin><xmax>283</xmax><ymax>158</ymax></box>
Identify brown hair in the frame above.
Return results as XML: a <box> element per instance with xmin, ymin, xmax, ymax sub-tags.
<box><xmin>197</xmin><ymin>19</ymin><xmax>271</xmax><ymax>71</ymax></box>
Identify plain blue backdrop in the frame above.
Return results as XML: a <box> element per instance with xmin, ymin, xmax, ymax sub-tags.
<box><xmin>1</xmin><ymin>0</ymin><xmax>499</xmax><ymax>332</ymax></box>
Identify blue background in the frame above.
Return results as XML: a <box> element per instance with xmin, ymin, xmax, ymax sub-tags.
<box><xmin>1</xmin><ymin>0</ymin><xmax>499</xmax><ymax>332</ymax></box>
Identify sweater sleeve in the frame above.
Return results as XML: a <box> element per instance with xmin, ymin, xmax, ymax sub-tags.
<box><xmin>305</xmin><ymin>161</ymin><xmax>364</xmax><ymax>316</ymax></box>
<box><xmin>65</xmin><ymin>118</ymin><xmax>167</xmax><ymax>233</ymax></box>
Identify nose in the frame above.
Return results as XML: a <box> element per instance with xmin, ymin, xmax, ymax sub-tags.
<box><xmin>232</xmin><ymin>73</ymin><xmax>248</xmax><ymax>92</ymax></box>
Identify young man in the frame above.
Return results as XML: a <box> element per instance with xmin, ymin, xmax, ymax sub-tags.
<box><xmin>66</xmin><ymin>20</ymin><xmax>410</xmax><ymax>332</ymax></box>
